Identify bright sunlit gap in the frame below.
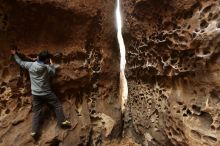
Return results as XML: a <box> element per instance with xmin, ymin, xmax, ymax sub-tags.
<box><xmin>116</xmin><ymin>0</ymin><xmax>128</xmax><ymax>113</ymax></box>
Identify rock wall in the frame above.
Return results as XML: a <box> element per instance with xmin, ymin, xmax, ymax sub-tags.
<box><xmin>1</xmin><ymin>0</ymin><xmax>220</xmax><ymax>146</ymax></box>
<box><xmin>0</xmin><ymin>0</ymin><xmax>123</xmax><ymax>145</ymax></box>
<box><xmin>123</xmin><ymin>0</ymin><xmax>220</xmax><ymax>146</ymax></box>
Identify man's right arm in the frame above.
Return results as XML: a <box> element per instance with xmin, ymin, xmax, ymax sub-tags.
<box><xmin>13</xmin><ymin>54</ymin><xmax>33</xmax><ymax>70</ymax></box>
<box><xmin>47</xmin><ymin>64</ymin><xmax>56</xmax><ymax>76</ymax></box>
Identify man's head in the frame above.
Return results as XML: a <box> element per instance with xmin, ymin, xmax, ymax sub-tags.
<box><xmin>38</xmin><ymin>50</ymin><xmax>52</xmax><ymax>63</ymax></box>
<box><xmin>11</xmin><ymin>45</ymin><xmax>18</xmax><ymax>51</ymax></box>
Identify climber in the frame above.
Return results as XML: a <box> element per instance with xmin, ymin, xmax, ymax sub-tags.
<box><xmin>10</xmin><ymin>48</ymin><xmax>71</xmax><ymax>139</ymax></box>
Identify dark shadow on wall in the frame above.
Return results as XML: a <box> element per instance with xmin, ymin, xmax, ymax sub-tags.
<box><xmin>3</xmin><ymin>0</ymin><xmax>93</xmax><ymax>49</ymax></box>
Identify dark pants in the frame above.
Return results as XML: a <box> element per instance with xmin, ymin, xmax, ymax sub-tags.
<box><xmin>32</xmin><ymin>93</ymin><xmax>65</xmax><ymax>133</ymax></box>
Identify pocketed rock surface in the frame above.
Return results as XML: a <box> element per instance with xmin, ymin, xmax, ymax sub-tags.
<box><xmin>122</xmin><ymin>0</ymin><xmax>220</xmax><ymax>146</ymax></box>
<box><xmin>1</xmin><ymin>0</ymin><xmax>220</xmax><ymax>146</ymax></box>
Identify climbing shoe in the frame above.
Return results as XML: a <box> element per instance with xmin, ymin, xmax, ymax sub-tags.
<box><xmin>31</xmin><ymin>132</ymin><xmax>36</xmax><ymax>136</ymax></box>
<box><xmin>61</xmin><ymin>120</ymin><xmax>71</xmax><ymax>128</ymax></box>
<box><xmin>31</xmin><ymin>132</ymin><xmax>39</xmax><ymax>141</ymax></box>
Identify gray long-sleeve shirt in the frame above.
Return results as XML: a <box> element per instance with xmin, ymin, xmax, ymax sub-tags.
<box><xmin>14</xmin><ymin>54</ymin><xmax>56</xmax><ymax>96</ymax></box>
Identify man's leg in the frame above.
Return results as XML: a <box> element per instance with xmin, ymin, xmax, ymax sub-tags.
<box><xmin>46</xmin><ymin>93</ymin><xmax>66</xmax><ymax>125</ymax></box>
<box><xmin>32</xmin><ymin>95</ymin><xmax>43</xmax><ymax>135</ymax></box>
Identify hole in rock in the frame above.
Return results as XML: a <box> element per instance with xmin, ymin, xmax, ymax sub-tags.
<box><xmin>208</xmin><ymin>13</ymin><xmax>213</xmax><ymax>20</ymax></box>
<box><xmin>210</xmin><ymin>89</ymin><xmax>220</xmax><ymax>103</ymax></box>
<box><xmin>203</xmin><ymin>135</ymin><xmax>217</xmax><ymax>144</ymax></box>
<box><xmin>203</xmin><ymin>49</ymin><xmax>210</xmax><ymax>55</ymax></box>
<box><xmin>187</xmin><ymin>109</ymin><xmax>192</xmax><ymax>115</ymax></box>
<box><xmin>190</xmin><ymin>130</ymin><xmax>201</xmax><ymax>139</ymax></box>
<box><xmin>198</xmin><ymin>111</ymin><xmax>213</xmax><ymax>127</ymax></box>
<box><xmin>49</xmin><ymin>138</ymin><xmax>61</xmax><ymax>146</ymax></box>
<box><xmin>1</xmin><ymin>82</ymin><xmax>7</xmax><ymax>86</ymax></box>
<box><xmin>212</xmin><ymin>13</ymin><xmax>219</xmax><ymax>20</ymax></box>
<box><xmin>187</xmin><ymin>25</ymin><xmax>191</xmax><ymax>29</ymax></box>
<box><xmin>202</xmin><ymin>5</ymin><xmax>213</xmax><ymax>14</ymax></box>
<box><xmin>191</xmin><ymin>2</ymin><xmax>202</xmax><ymax>10</ymax></box>
<box><xmin>171</xmin><ymin>59</ymin><xmax>178</xmax><ymax>64</ymax></box>
<box><xmin>172</xmin><ymin>129</ymin><xmax>178</xmax><ymax>135</ymax></box>
<box><xmin>192</xmin><ymin>105</ymin><xmax>201</xmax><ymax>113</ymax></box>
<box><xmin>216</xmin><ymin>22</ymin><xmax>220</xmax><ymax>28</ymax></box>
<box><xmin>192</xmin><ymin>32</ymin><xmax>197</xmax><ymax>38</ymax></box>
<box><xmin>182</xmin><ymin>106</ymin><xmax>187</xmax><ymax>111</ymax></box>
<box><xmin>0</xmin><ymin>87</ymin><xmax>6</xmax><ymax>94</ymax></box>
<box><xmin>200</xmin><ymin>19</ymin><xmax>209</xmax><ymax>29</ymax></box>
<box><xmin>195</xmin><ymin>28</ymin><xmax>199</xmax><ymax>32</ymax></box>
<box><xmin>183</xmin><ymin>11</ymin><xmax>193</xmax><ymax>19</ymax></box>
<box><xmin>183</xmin><ymin>113</ymin><xmax>187</xmax><ymax>117</ymax></box>
<box><xmin>177</xmin><ymin>101</ymin><xmax>183</xmax><ymax>105</ymax></box>
<box><xmin>5</xmin><ymin>109</ymin><xmax>10</xmax><ymax>114</ymax></box>
<box><xmin>211</xmin><ymin>125</ymin><xmax>215</xmax><ymax>130</ymax></box>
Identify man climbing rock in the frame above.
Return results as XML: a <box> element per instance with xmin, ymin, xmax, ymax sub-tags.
<box><xmin>11</xmin><ymin>49</ymin><xmax>71</xmax><ymax>139</ymax></box>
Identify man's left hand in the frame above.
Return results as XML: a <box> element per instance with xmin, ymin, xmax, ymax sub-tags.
<box><xmin>11</xmin><ymin>50</ymin><xmax>16</xmax><ymax>55</ymax></box>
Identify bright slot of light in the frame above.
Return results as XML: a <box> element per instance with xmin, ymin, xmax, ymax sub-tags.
<box><xmin>116</xmin><ymin>0</ymin><xmax>128</xmax><ymax>113</ymax></box>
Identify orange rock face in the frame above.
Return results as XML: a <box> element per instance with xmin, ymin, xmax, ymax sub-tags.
<box><xmin>0</xmin><ymin>0</ymin><xmax>122</xmax><ymax>145</ymax></box>
<box><xmin>1</xmin><ymin>0</ymin><xmax>220</xmax><ymax>146</ymax></box>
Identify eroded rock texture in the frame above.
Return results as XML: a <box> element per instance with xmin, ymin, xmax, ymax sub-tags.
<box><xmin>0</xmin><ymin>0</ymin><xmax>122</xmax><ymax>145</ymax></box>
<box><xmin>2</xmin><ymin>0</ymin><xmax>220</xmax><ymax>146</ymax></box>
<box><xmin>123</xmin><ymin>0</ymin><xmax>220</xmax><ymax>146</ymax></box>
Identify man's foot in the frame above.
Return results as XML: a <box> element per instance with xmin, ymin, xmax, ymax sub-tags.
<box><xmin>61</xmin><ymin>120</ymin><xmax>71</xmax><ymax>129</ymax></box>
<box><xmin>31</xmin><ymin>132</ymin><xmax>40</xmax><ymax>141</ymax></box>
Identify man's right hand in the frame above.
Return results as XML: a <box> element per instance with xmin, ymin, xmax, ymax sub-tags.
<box><xmin>49</xmin><ymin>59</ymin><xmax>53</xmax><ymax>65</ymax></box>
<box><xmin>11</xmin><ymin>49</ymin><xmax>16</xmax><ymax>55</ymax></box>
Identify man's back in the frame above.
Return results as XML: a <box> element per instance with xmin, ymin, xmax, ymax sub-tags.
<box><xmin>14</xmin><ymin>54</ymin><xmax>55</xmax><ymax>96</ymax></box>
